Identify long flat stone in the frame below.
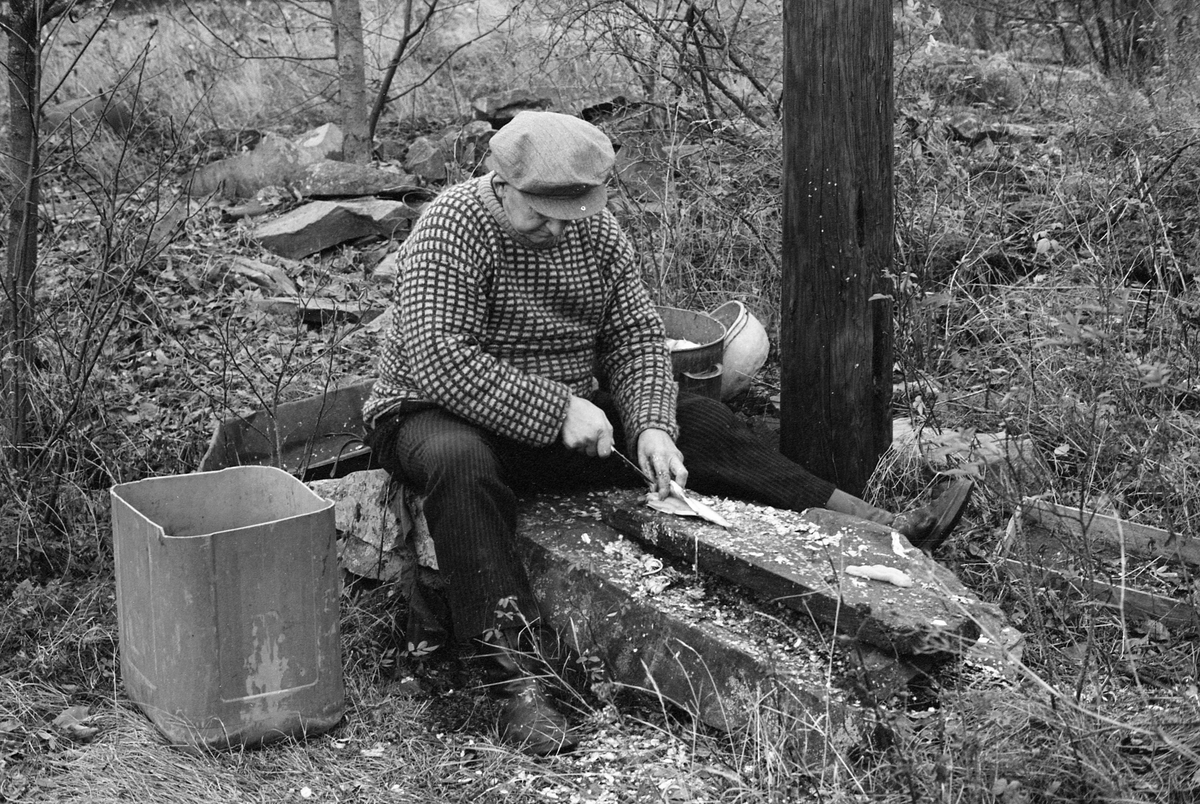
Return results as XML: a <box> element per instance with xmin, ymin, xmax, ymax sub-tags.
<box><xmin>514</xmin><ymin>491</ymin><xmax>922</xmax><ymax>749</ymax></box>
<box><xmin>253</xmin><ymin>199</ymin><xmax>421</xmax><ymax>259</ymax></box>
<box><xmin>598</xmin><ymin>490</ymin><xmax>981</xmax><ymax>656</ymax></box>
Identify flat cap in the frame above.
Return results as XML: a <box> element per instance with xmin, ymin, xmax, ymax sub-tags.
<box><xmin>487</xmin><ymin>111</ymin><xmax>615</xmax><ymax>220</ymax></box>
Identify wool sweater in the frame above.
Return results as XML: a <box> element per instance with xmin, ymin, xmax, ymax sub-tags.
<box><xmin>362</xmin><ymin>174</ymin><xmax>678</xmax><ymax>448</ymax></box>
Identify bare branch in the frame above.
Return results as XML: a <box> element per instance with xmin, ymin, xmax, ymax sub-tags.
<box><xmin>616</xmin><ymin>0</ymin><xmax>766</xmax><ymax>127</ymax></box>
<box><xmin>369</xmin><ymin>0</ymin><xmax>437</xmax><ymax>143</ymax></box>
<box><xmin>369</xmin><ymin>0</ymin><xmax>519</xmax><ymax>140</ymax></box>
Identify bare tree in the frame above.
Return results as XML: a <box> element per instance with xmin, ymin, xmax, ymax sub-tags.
<box><xmin>333</xmin><ymin>0</ymin><xmax>369</xmax><ymax>162</ymax></box>
<box><xmin>1</xmin><ymin>0</ymin><xmax>71</xmax><ymax>466</ymax></box>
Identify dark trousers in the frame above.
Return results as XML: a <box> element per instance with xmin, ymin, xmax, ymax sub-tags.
<box><xmin>369</xmin><ymin>392</ymin><xmax>837</xmax><ymax>643</ymax></box>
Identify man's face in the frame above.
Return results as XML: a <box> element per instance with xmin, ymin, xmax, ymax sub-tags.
<box><xmin>496</xmin><ymin>182</ymin><xmax>568</xmax><ymax>249</ymax></box>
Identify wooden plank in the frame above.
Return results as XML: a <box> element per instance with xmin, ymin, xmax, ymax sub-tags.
<box><xmin>1001</xmin><ymin>498</ymin><xmax>1200</xmax><ymax>628</ymax></box>
<box><xmin>199</xmin><ymin>378</ymin><xmax>375</xmax><ymax>480</ymax></box>
<box><xmin>998</xmin><ymin>557</ymin><xmax>1199</xmax><ymax>629</ymax></box>
<box><xmin>597</xmin><ymin>490</ymin><xmax>984</xmax><ymax>657</ymax></box>
<box><xmin>1008</xmin><ymin>497</ymin><xmax>1200</xmax><ymax>568</ymax></box>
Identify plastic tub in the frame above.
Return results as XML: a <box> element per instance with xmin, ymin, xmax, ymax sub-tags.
<box><xmin>110</xmin><ymin>466</ymin><xmax>345</xmax><ymax>751</ymax></box>
<box><xmin>709</xmin><ymin>301</ymin><xmax>769</xmax><ymax>400</ymax></box>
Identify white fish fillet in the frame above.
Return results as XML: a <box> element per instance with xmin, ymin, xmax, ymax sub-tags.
<box><xmin>644</xmin><ymin>481</ymin><xmax>731</xmax><ymax>528</ymax></box>
<box><xmin>845</xmin><ymin>564</ymin><xmax>914</xmax><ymax>588</ymax></box>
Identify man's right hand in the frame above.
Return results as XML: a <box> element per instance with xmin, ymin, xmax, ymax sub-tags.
<box><xmin>561</xmin><ymin>395</ymin><xmax>614</xmax><ymax>457</ymax></box>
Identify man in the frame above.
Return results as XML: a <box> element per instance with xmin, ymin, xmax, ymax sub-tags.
<box><xmin>363</xmin><ymin>111</ymin><xmax>971</xmax><ymax>756</ymax></box>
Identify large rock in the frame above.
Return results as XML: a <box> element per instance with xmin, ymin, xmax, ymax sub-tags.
<box><xmin>403</xmin><ymin>136</ymin><xmax>447</xmax><ymax>182</ymax></box>
<box><xmin>449</xmin><ymin>120</ymin><xmax>495</xmax><ymax>171</ymax></box>
<box><xmin>404</xmin><ymin>121</ymin><xmax>496</xmax><ymax>182</ymax></box>
<box><xmin>471</xmin><ymin>89</ymin><xmax>554</xmax><ymax>124</ymax></box>
<box><xmin>295</xmin><ymin>123</ymin><xmax>345</xmax><ymax>161</ymax></box>
<box><xmin>309</xmin><ymin>469</ymin><xmax>437</xmax><ymax>583</ymax></box>
<box><xmin>313</xmin><ymin>472</ymin><xmax>910</xmax><ymax>745</ymax></box>
<box><xmin>252</xmin><ymin>198</ymin><xmax>423</xmax><ymax>259</ymax></box>
<box><xmin>191</xmin><ymin>132</ymin><xmax>307</xmax><ymax>198</ymax></box>
<box><xmin>191</xmin><ymin>124</ymin><xmax>356</xmax><ymax>199</ymax></box>
<box><xmin>297</xmin><ymin>160</ymin><xmax>419</xmax><ymax>197</ymax></box>
<box><xmin>42</xmin><ymin>92</ymin><xmax>135</xmax><ymax>136</ymax></box>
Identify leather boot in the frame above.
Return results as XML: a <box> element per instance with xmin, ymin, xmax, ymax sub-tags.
<box><xmin>826</xmin><ymin>480</ymin><xmax>974</xmax><ymax>552</ymax></box>
<box><xmin>893</xmin><ymin>479</ymin><xmax>974</xmax><ymax>551</ymax></box>
<box><xmin>475</xmin><ymin>629</ymin><xmax>578</xmax><ymax>756</ymax></box>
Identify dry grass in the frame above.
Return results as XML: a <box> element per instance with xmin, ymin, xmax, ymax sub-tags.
<box><xmin>0</xmin><ymin>584</ymin><xmax>790</xmax><ymax>803</ymax></box>
<box><xmin>5</xmin><ymin>1</ymin><xmax>1200</xmax><ymax>802</ymax></box>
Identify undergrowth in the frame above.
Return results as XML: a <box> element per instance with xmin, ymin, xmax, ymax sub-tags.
<box><xmin>2</xmin><ymin>1</ymin><xmax>1200</xmax><ymax>802</ymax></box>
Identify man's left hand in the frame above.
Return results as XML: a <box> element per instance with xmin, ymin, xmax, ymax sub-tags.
<box><xmin>637</xmin><ymin>428</ymin><xmax>687</xmax><ymax>500</ymax></box>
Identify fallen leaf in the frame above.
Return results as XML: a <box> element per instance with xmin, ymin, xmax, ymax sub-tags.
<box><xmin>51</xmin><ymin>706</ymin><xmax>100</xmax><ymax>742</ymax></box>
<box><xmin>52</xmin><ymin>707</ymin><xmax>83</xmax><ymax>726</ymax></box>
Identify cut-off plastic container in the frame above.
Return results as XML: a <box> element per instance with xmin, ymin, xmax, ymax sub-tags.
<box><xmin>110</xmin><ymin>466</ymin><xmax>345</xmax><ymax>751</ymax></box>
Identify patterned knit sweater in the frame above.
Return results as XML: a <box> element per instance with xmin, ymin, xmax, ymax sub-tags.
<box><xmin>362</xmin><ymin>173</ymin><xmax>678</xmax><ymax>448</ymax></box>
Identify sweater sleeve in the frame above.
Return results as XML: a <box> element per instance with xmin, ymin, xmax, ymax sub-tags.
<box><xmin>593</xmin><ymin>216</ymin><xmax>679</xmax><ymax>447</ymax></box>
<box><xmin>395</xmin><ymin>201</ymin><xmax>572</xmax><ymax>446</ymax></box>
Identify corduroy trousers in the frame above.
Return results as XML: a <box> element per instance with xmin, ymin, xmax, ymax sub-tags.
<box><xmin>368</xmin><ymin>392</ymin><xmax>837</xmax><ymax>644</ymax></box>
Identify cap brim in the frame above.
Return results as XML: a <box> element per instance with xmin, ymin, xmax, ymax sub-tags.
<box><xmin>523</xmin><ymin>185</ymin><xmax>608</xmax><ymax>220</ymax></box>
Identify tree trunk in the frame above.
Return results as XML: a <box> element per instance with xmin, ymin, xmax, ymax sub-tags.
<box><xmin>333</xmin><ymin>0</ymin><xmax>370</xmax><ymax>163</ymax></box>
<box><xmin>779</xmin><ymin>0</ymin><xmax>894</xmax><ymax>496</ymax></box>
<box><xmin>2</xmin><ymin>1</ymin><xmax>43</xmax><ymax>462</ymax></box>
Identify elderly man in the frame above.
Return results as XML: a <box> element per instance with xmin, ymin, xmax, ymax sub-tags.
<box><xmin>363</xmin><ymin>111</ymin><xmax>970</xmax><ymax>755</ymax></box>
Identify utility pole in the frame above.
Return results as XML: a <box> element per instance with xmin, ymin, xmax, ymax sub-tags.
<box><xmin>780</xmin><ymin>1</ymin><xmax>894</xmax><ymax>496</ymax></box>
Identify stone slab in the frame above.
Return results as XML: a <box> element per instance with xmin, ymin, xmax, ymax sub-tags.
<box><xmin>297</xmin><ymin>473</ymin><xmax>965</xmax><ymax>741</ymax></box>
<box><xmin>515</xmin><ymin>491</ymin><xmax>884</xmax><ymax>749</ymax></box>
<box><xmin>599</xmin><ymin>490</ymin><xmax>982</xmax><ymax>656</ymax></box>
<box><xmin>253</xmin><ymin>198</ymin><xmax>422</xmax><ymax>259</ymax></box>
<box><xmin>191</xmin><ymin>132</ymin><xmax>306</xmax><ymax>198</ymax></box>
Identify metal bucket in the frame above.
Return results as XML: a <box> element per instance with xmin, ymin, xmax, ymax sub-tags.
<box><xmin>656</xmin><ymin>306</ymin><xmax>726</xmax><ymax>399</ymax></box>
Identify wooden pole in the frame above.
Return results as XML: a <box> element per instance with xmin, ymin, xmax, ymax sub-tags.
<box><xmin>780</xmin><ymin>0</ymin><xmax>894</xmax><ymax>496</ymax></box>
